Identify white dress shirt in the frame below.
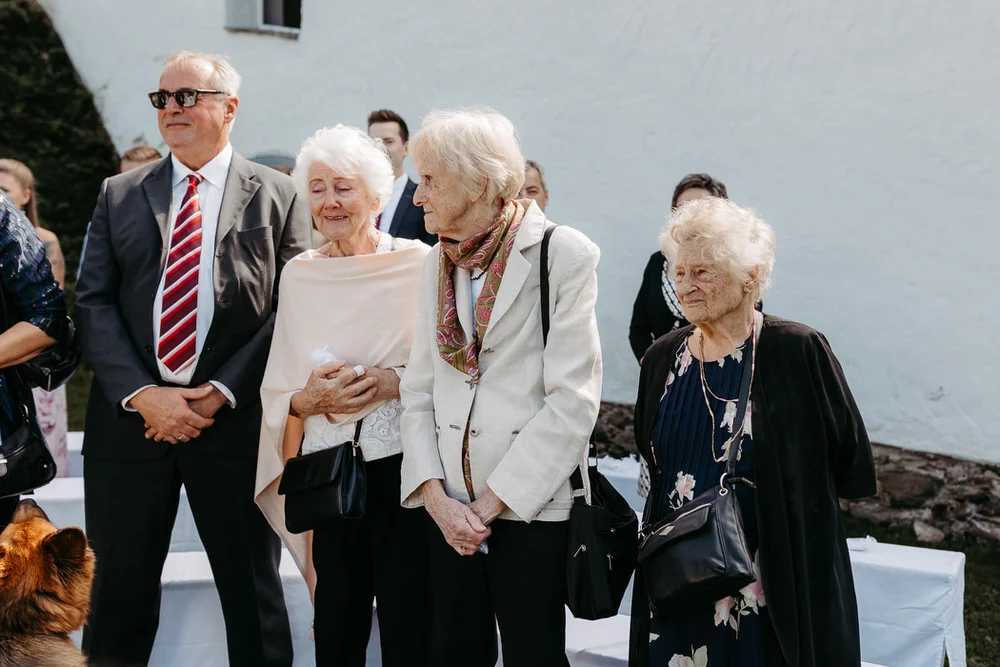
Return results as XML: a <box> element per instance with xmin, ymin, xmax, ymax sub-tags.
<box><xmin>378</xmin><ymin>174</ymin><xmax>409</xmax><ymax>232</ymax></box>
<box><xmin>122</xmin><ymin>144</ymin><xmax>235</xmax><ymax>409</ymax></box>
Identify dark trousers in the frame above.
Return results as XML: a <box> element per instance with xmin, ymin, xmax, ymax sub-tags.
<box><xmin>312</xmin><ymin>454</ymin><xmax>431</xmax><ymax>667</ymax></box>
<box><xmin>0</xmin><ymin>494</ymin><xmax>17</xmax><ymax>531</ymax></box>
<box><xmin>81</xmin><ymin>447</ymin><xmax>292</xmax><ymax>667</ymax></box>
<box><xmin>428</xmin><ymin>517</ymin><xmax>570</xmax><ymax>667</ymax></box>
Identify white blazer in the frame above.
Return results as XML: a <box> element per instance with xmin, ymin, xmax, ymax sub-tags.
<box><xmin>400</xmin><ymin>202</ymin><xmax>603</xmax><ymax>522</ymax></box>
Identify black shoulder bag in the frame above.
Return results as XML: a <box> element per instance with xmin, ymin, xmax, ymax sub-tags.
<box><xmin>277</xmin><ymin>418</ymin><xmax>367</xmax><ymax>533</ymax></box>
<box><xmin>540</xmin><ymin>224</ymin><xmax>639</xmax><ymax>620</ymax></box>
<box><xmin>0</xmin><ymin>281</ymin><xmax>57</xmax><ymax>498</ymax></box>
<box><xmin>636</xmin><ymin>327</ymin><xmax>757</xmax><ymax>611</ymax></box>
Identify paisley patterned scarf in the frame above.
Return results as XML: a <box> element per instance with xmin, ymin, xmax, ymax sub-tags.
<box><xmin>435</xmin><ymin>200</ymin><xmax>525</xmax><ymax>381</ymax></box>
<box><xmin>436</xmin><ymin>199</ymin><xmax>525</xmax><ymax>502</ymax></box>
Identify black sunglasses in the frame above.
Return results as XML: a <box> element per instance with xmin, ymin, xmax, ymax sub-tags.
<box><xmin>148</xmin><ymin>88</ymin><xmax>227</xmax><ymax>110</ymax></box>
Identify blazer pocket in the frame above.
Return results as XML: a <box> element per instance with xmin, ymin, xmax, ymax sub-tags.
<box><xmin>237</xmin><ymin>226</ymin><xmax>273</xmax><ymax>244</ymax></box>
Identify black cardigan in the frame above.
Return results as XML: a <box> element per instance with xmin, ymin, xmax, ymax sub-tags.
<box><xmin>630</xmin><ymin>315</ymin><xmax>877</xmax><ymax>667</ymax></box>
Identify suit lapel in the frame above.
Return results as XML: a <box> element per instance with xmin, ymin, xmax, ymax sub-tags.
<box><xmin>483</xmin><ymin>202</ymin><xmax>546</xmax><ymax>342</ymax></box>
<box><xmin>388</xmin><ymin>179</ymin><xmax>416</xmax><ymax>236</ymax></box>
<box><xmin>216</xmin><ymin>153</ymin><xmax>261</xmax><ymax>247</ymax></box>
<box><xmin>141</xmin><ymin>158</ymin><xmax>173</xmax><ymax>271</ymax></box>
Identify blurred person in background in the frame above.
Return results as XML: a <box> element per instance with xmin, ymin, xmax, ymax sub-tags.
<box><xmin>367</xmin><ymin>109</ymin><xmax>436</xmax><ymax>245</ymax></box>
<box><xmin>120</xmin><ymin>144</ymin><xmax>163</xmax><ymax>173</ymax></box>
<box><xmin>518</xmin><ymin>159</ymin><xmax>549</xmax><ymax>212</ymax></box>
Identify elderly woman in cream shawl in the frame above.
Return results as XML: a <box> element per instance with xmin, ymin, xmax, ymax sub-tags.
<box><xmin>255</xmin><ymin>125</ymin><xmax>431</xmax><ymax>667</ymax></box>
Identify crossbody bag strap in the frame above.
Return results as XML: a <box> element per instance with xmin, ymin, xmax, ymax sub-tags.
<box><xmin>295</xmin><ymin>416</ymin><xmax>365</xmax><ymax>457</ymax></box>
<box><xmin>539</xmin><ymin>223</ymin><xmax>557</xmax><ymax>346</ymax></box>
<box><xmin>538</xmin><ymin>225</ymin><xmax>589</xmax><ymax>498</ymax></box>
<box><xmin>723</xmin><ymin>319</ymin><xmax>758</xmax><ymax>479</ymax></box>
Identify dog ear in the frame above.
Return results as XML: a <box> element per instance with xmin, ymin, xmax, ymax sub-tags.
<box><xmin>42</xmin><ymin>527</ymin><xmax>89</xmax><ymax>580</ymax></box>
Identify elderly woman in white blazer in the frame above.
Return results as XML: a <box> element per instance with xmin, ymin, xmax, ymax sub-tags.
<box><xmin>399</xmin><ymin>108</ymin><xmax>603</xmax><ymax>667</ymax></box>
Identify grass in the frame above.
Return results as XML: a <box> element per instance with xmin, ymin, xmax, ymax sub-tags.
<box><xmin>63</xmin><ymin>375</ymin><xmax>998</xmax><ymax>663</ymax></box>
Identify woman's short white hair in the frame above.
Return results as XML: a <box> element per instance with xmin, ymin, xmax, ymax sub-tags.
<box><xmin>409</xmin><ymin>108</ymin><xmax>525</xmax><ymax>204</ymax></box>
<box><xmin>163</xmin><ymin>50</ymin><xmax>242</xmax><ymax>96</ymax></box>
<box><xmin>660</xmin><ymin>197</ymin><xmax>776</xmax><ymax>302</ymax></box>
<box><xmin>293</xmin><ymin>125</ymin><xmax>394</xmax><ymax>213</ymax></box>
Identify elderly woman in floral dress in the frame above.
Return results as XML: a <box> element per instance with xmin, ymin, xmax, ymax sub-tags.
<box><xmin>630</xmin><ymin>197</ymin><xmax>876</xmax><ymax>667</ymax></box>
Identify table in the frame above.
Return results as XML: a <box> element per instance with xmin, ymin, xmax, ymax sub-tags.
<box><xmin>849</xmin><ymin>537</ymin><xmax>966</xmax><ymax>667</ymax></box>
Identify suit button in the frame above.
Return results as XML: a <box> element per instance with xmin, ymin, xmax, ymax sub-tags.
<box><xmin>219</xmin><ymin>298</ymin><xmax>231</xmax><ymax>306</ymax></box>
<box><xmin>205</xmin><ymin>347</ymin><xmax>214</xmax><ymax>354</ymax></box>
<box><xmin>144</xmin><ymin>344</ymin><xmax>153</xmax><ymax>353</ymax></box>
<box><xmin>470</xmin><ymin>428</ymin><xmax>480</xmax><ymax>437</ymax></box>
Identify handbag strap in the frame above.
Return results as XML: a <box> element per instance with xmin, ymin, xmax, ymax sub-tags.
<box><xmin>539</xmin><ymin>223</ymin><xmax>557</xmax><ymax>346</ymax></box>
<box><xmin>295</xmin><ymin>416</ymin><xmax>364</xmax><ymax>456</ymax></box>
<box><xmin>722</xmin><ymin>321</ymin><xmax>757</xmax><ymax>479</ymax></box>
<box><xmin>538</xmin><ymin>225</ymin><xmax>590</xmax><ymax>499</ymax></box>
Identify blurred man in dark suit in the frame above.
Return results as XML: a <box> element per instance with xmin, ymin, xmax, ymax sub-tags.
<box><xmin>367</xmin><ymin>109</ymin><xmax>435</xmax><ymax>245</ymax></box>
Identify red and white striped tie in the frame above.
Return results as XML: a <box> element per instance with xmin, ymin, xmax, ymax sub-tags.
<box><xmin>157</xmin><ymin>173</ymin><xmax>203</xmax><ymax>374</ymax></box>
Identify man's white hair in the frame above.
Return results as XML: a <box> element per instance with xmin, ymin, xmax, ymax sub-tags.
<box><xmin>660</xmin><ymin>197</ymin><xmax>776</xmax><ymax>302</ymax></box>
<box><xmin>162</xmin><ymin>50</ymin><xmax>242</xmax><ymax>97</ymax></box>
<box><xmin>293</xmin><ymin>125</ymin><xmax>394</xmax><ymax>214</ymax></box>
<box><xmin>409</xmin><ymin>108</ymin><xmax>525</xmax><ymax>204</ymax></box>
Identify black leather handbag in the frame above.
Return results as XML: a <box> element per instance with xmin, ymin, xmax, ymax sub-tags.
<box><xmin>637</xmin><ymin>328</ymin><xmax>757</xmax><ymax>612</ymax></box>
<box><xmin>0</xmin><ymin>388</ymin><xmax>57</xmax><ymax>498</ymax></box>
<box><xmin>540</xmin><ymin>225</ymin><xmax>639</xmax><ymax>620</ymax></box>
<box><xmin>0</xmin><ymin>278</ymin><xmax>80</xmax><ymax>391</ymax></box>
<box><xmin>278</xmin><ymin>419</ymin><xmax>366</xmax><ymax>533</ymax></box>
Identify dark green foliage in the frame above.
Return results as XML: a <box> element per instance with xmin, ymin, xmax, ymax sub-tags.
<box><xmin>0</xmin><ymin>0</ymin><xmax>119</xmax><ymax>302</ymax></box>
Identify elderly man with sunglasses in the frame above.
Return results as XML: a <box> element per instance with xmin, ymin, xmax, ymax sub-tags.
<box><xmin>75</xmin><ymin>50</ymin><xmax>311</xmax><ymax>666</ymax></box>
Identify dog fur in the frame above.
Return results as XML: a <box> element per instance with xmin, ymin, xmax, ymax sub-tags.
<box><xmin>0</xmin><ymin>499</ymin><xmax>95</xmax><ymax>667</ymax></box>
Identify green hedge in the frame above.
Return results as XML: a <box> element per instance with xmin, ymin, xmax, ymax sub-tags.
<box><xmin>0</xmin><ymin>0</ymin><xmax>119</xmax><ymax>303</ymax></box>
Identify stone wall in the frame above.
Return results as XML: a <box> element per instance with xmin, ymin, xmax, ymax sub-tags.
<box><xmin>596</xmin><ymin>402</ymin><xmax>1000</xmax><ymax>544</ymax></box>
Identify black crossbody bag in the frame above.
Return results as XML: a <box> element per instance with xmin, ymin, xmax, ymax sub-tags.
<box><xmin>636</xmin><ymin>327</ymin><xmax>757</xmax><ymax>611</ymax></box>
<box><xmin>278</xmin><ymin>418</ymin><xmax>366</xmax><ymax>533</ymax></box>
<box><xmin>540</xmin><ymin>224</ymin><xmax>639</xmax><ymax>620</ymax></box>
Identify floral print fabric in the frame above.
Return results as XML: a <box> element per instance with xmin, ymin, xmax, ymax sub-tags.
<box><xmin>647</xmin><ymin>335</ymin><xmax>781</xmax><ymax>665</ymax></box>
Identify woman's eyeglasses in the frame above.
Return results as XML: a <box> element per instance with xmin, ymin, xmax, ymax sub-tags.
<box><xmin>148</xmin><ymin>88</ymin><xmax>227</xmax><ymax>110</ymax></box>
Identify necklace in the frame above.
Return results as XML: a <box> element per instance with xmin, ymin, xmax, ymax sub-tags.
<box><xmin>697</xmin><ymin>328</ymin><xmax>757</xmax><ymax>463</ymax></box>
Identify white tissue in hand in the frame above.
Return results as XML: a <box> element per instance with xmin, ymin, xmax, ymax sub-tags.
<box><xmin>310</xmin><ymin>346</ymin><xmax>340</xmax><ymax>367</ymax></box>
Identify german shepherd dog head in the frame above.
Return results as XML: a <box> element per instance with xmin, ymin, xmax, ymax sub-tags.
<box><xmin>0</xmin><ymin>499</ymin><xmax>95</xmax><ymax>667</ymax></box>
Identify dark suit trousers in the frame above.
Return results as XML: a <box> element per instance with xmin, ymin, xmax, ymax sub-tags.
<box><xmin>312</xmin><ymin>454</ymin><xmax>431</xmax><ymax>667</ymax></box>
<box><xmin>427</xmin><ymin>517</ymin><xmax>570</xmax><ymax>667</ymax></box>
<box><xmin>82</xmin><ymin>444</ymin><xmax>292</xmax><ymax>667</ymax></box>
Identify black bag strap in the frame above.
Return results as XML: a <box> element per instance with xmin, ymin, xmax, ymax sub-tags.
<box><xmin>723</xmin><ymin>326</ymin><xmax>756</xmax><ymax>479</ymax></box>
<box><xmin>538</xmin><ymin>225</ymin><xmax>591</xmax><ymax>499</ymax></box>
<box><xmin>295</xmin><ymin>417</ymin><xmax>364</xmax><ymax>457</ymax></box>
<box><xmin>539</xmin><ymin>223</ymin><xmax>557</xmax><ymax>346</ymax></box>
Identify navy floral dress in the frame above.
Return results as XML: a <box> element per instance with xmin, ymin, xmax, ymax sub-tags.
<box><xmin>646</xmin><ymin>335</ymin><xmax>782</xmax><ymax>666</ymax></box>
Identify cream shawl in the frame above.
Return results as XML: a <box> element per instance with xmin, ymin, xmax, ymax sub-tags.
<box><xmin>255</xmin><ymin>239</ymin><xmax>430</xmax><ymax>575</ymax></box>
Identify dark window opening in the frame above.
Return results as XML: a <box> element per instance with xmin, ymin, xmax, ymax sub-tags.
<box><xmin>263</xmin><ymin>0</ymin><xmax>301</xmax><ymax>29</ymax></box>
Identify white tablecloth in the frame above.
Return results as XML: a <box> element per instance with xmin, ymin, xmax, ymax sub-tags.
<box><xmin>32</xmin><ymin>477</ymin><xmax>202</xmax><ymax>552</ymax></box>
<box><xmin>849</xmin><ymin>537</ymin><xmax>966</xmax><ymax>667</ymax></box>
